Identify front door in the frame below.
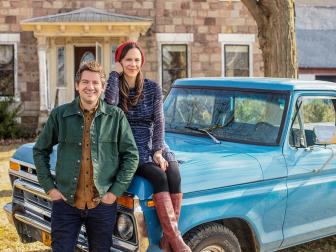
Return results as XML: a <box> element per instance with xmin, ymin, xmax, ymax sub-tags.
<box><xmin>74</xmin><ymin>46</ymin><xmax>96</xmax><ymax>96</ymax></box>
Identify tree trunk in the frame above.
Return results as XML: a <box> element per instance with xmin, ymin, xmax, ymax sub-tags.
<box><xmin>241</xmin><ymin>0</ymin><xmax>298</xmax><ymax>78</ymax></box>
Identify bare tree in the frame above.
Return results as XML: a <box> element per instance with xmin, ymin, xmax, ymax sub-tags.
<box><xmin>241</xmin><ymin>0</ymin><xmax>298</xmax><ymax>78</ymax></box>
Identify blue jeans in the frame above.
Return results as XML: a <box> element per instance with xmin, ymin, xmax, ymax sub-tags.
<box><xmin>51</xmin><ymin>200</ymin><xmax>117</xmax><ymax>252</ymax></box>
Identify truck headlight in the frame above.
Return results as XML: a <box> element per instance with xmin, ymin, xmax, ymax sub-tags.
<box><xmin>117</xmin><ymin>213</ymin><xmax>134</xmax><ymax>240</ymax></box>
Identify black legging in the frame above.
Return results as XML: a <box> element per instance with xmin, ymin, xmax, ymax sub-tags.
<box><xmin>136</xmin><ymin>161</ymin><xmax>181</xmax><ymax>194</ymax></box>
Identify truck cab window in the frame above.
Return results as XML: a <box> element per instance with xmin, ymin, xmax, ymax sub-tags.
<box><xmin>290</xmin><ymin>96</ymin><xmax>336</xmax><ymax>147</ymax></box>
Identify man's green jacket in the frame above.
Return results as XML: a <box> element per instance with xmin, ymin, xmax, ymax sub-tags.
<box><xmin>33</xmin><ymin>97</ymin><xmax>139</xmax><ymax>205</ymax></box>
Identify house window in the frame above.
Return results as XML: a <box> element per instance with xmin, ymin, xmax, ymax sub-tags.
<box><xmin>57</xmin><ymin>47</ymin><xmax>65</xmax><ymax>87</ymax></box>
<box><xmin>224</xmin><ymin>45</ymin><xmax>249</xmax><ymax>77</ymax></box>
<box><xmin>80</xmin><ymin>51</ymin><xmax>95</xmax><ymax>65</ymax></box>
<box><xmin>0</xmin><ymin>44</ymin><xmax>14</xmax><ymax>96</ymax></box>
<box><xmin>111</xmin><ymin>45</ymin><xmax>117</xmax><ymax>69</ymax></box>
<box><xmin>156</xmin><ymin>33</ymin><xmax>193</xmax><ymax>94</ymax></box>
<box><xmin>162</xmin><ymin>44</ymin><xmax>188</xmax><ymax>93</ymax></box>
<box><xmin>218</xmin><ymin>34</ymin><xmax>255</xmax><ymax>77</ymax></box>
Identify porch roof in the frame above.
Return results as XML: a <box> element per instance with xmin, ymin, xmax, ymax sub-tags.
<box><xmin>20</xmin><ymin>7</ymin><xmax>152</xmax><ymax>37</ymax></box>
<box><xmin>21</xmin><ymin>7</ymin><xmax>152</xmax><ymax>23</ymax></box>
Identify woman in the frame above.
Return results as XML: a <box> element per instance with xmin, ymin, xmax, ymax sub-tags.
<box><xmin>104</xmin><ymin>41</ymin><xmax>191</xmax><ymax>252</ymax></box>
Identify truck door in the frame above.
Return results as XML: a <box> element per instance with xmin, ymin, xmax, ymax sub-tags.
<box><xmin>281</xmin><ymin>93</ymin><xmax>336</xmax><ymax>248</ymax></box>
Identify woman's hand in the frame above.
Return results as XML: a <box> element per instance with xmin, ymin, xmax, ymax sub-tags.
<box><xmin>113</xmin><ymin>62</ymin><xmax>123</xmax><ymax>74</ymax></box>
<box><xmin>153</xmin><ymin>150</ymin><xmax>169</xmax><ymax>171</ymax></box>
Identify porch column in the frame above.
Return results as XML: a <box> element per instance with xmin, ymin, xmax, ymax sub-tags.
<box><xmin>36</xmin><ymin>36</ymin><xmax>49</xmax><ymax>111</ymax></box>
<box><xmin>65</xmin><ymin>38</ymin><xmax>74</xmax><ymax>102</ymax></box>
<box><xmin>36</xmin><ymin>36</ymin><xmax>50</xmax><ymax>129</ymax></box>
<box><xmin>103</xmin><ymin>38</ymin><xmax>111</xmax><ymax>74</ymax></box>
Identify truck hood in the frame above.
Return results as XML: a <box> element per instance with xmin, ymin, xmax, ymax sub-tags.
<box><xmin>165</xmin><ymin>132</ymin><xmax>263</xmax><ymax>190</ymax></box>
<box><xmin>129</xmin><ymin>133</ymin><xmax>264</xmax><ymax>199</ymax></box>
<box><xmin>12</xmin><ymin>143</ymin><xmax>58</xmax><ymax>168</ymax></box>
<box><xmin>13</xmin><ymin>134</ymin><xmax>264</xmax><ymax>200</ymax></box>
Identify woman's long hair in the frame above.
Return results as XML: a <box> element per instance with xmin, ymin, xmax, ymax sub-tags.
<box><xmin>119</xmin><ymin>43</ymin><xmax>144</xmax><ymax>113</ymax></box>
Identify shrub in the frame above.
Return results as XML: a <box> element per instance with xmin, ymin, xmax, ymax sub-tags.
<box><xmin>0</xmin><ymin>98</ymin><xmax>23</xmax><ymax>139</ymax></box>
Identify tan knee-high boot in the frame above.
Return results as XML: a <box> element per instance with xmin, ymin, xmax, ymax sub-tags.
<box><xmin>153</xmin><ymin>192</ymin><xmax>191</xmax><ymax>252</ymax></box>
<box><xmin>160</xmin><ymin>193</ymin><xmax>184</xmax><ymax>252</ymax></box>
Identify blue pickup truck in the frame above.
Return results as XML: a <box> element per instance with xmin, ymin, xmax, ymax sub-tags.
<box><xmin>4</xmin><ymin>77</ymin><xmax>336</xmax><ymax>252</ymax></box>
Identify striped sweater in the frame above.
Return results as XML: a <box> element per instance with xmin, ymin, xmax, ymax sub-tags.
<box><xmin>104</xmin><ymin>71</ymin><xmax>175</xmax><ymax>165</ymax></box>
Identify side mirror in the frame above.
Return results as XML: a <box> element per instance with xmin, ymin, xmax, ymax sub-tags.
<box><xmin>313</xmin><ymin>125</ymin><xmax>336</xmax><ymax>145</ymax></box>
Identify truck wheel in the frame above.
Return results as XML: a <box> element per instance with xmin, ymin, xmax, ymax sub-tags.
<box><xmin>184</xmin><ymin>223</ymin><xmax>241</xmax><ymax>252</ymax></box>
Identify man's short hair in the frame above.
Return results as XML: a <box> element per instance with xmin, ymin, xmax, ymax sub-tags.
<box><xmin>75</xmin><ymin>61</ymin><xmax>106</xmax><ymax>85</ymax></box>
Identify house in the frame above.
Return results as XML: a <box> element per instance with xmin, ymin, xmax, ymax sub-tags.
<box><xmin>0</xmin><ymin>0</ymin><xmax>264</xmax><ymax>133</ymax></box>
<box><xmin>2</xmin><ymin>0</ymin><xmax>334</xmax><ymax>133</ymax></box>
<box><xmin>296</xmin><ymin>1</ymin><xmax>336</xmax><ymax>82</ymax></box>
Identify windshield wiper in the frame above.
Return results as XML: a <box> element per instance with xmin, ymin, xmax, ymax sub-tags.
<box><xmin>185</xmin><ymin>126</ymin><xmax>221</xmax><ymax>144</ymax></box>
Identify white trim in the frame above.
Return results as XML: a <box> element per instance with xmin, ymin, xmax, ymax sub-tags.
<box><xmin>156</xmin><ymin>33</ymin><xmax>193</xmax><ymax>43</ymax></box>
<box><xmin>156</xmin><ymin>33</ymin><xmax>193</xmax><ymax>88</ymax></box>
<box><xmin>0</xmin><ymin>33</ymin><xmax>20</xmax><ymax>42</ymax></box>
<box><xmin>38</xmin><ymin>46</ymin><xmax>48</xmax><ymax>111</ymax></box>
<box><xmin>218</xmin><ymin>34</ymin><xmax>255</xmax><ymax>43</ymax></box>
<box><xmin>299</xmin><ymin>74</ymin><xmax>316</xmax><ymax>81</ymax></box>
<box><xmin>0</xmin><ymin>33</ymin><xmax>20</xmax><ymax>101</ymax></box>
<box><xmin>219</xmin><ymin>33</ymin><xmax>255</xmax><ymax>77</ymax></box>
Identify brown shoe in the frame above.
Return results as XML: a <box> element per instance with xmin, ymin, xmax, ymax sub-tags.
<box><xmin>153</xmin><ymin>192</ymin><xmax>191</xmax><ymax>252</ymax></box>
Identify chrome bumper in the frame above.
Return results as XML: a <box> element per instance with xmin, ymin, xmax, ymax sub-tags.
<box><xmin>6</xmin><ymin>177</ymin><xmax>149</xmax><ymax>252</ymax></box>
<box><xmin>4</xmin><ymin>201</ymin><xmax>88</xmax><ymax>251</ymax></box>
<box><xmin>3</xmin><ymin>202</ymin><xmax>14</xmax><ymax>224</ymax></box>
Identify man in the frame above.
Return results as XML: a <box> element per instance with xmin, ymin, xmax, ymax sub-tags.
<box><xmin>33</xmin><ymin>61</ymin><xmax>139</xmax><ymax>252</ymax></box>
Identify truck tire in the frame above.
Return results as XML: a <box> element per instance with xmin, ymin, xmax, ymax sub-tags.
<box><xmin>184</xmin><ymin>223</ymin><xmax>241</xmax><ymax>252</ymax></box>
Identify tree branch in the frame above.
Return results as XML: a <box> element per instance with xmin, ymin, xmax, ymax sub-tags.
<box><xmin>240</xmin><ymin>0</ymin><xmax>266</xmax><ymax>26</ymax></box>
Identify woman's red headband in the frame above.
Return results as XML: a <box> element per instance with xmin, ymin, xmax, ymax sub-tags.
<box><xmin>114</xmin><ymin>41</ymin><xmax>145</xmax><ymax>67</ymax></box>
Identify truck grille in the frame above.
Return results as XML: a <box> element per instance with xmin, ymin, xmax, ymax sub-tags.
<box><xmin>7</xmin><ymin>158</ymin><xmax>147</xmax><ymax>252</ymax></box>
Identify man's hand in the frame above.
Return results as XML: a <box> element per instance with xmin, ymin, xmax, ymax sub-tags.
<box><xmin>153</xmin><ymin>150</ymin><xmax>169</xmax><ymax>172</ymax></box>
<box><xmin>48</xmin><ymin>188</ymin><xmax>67</xmax><ymax>201</ymax></box>
<box><xmin>113</xmin><ymin>62</ymin><xmax>123</xmax><ymax>75</ymax></box>
<box><xmin>101</xmin><ymin>192</ymin><xmax>117</xmax><ymax>205</ymax></box>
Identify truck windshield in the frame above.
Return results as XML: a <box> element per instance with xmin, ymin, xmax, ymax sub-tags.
<box><xmin>164</xmin><ymin>87</ymin><xmax>288</xmax><ymax>145</ymax></box>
